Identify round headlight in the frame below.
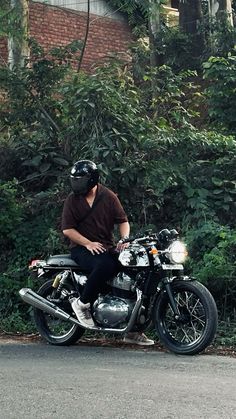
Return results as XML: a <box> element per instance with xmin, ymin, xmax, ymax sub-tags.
<box><xmin>168</xmin><ymin>241</ymin><xmax>188</xmax><ymax>264</ymax></box>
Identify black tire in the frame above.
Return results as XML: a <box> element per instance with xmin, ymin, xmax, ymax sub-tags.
<box><xmin>153</xmin><ymin>280</ymin><xmax>218</xmax><ymax>355</ymax></box>
<box><xmin>34</xmin><ymin>279</ymin><xmax>84</xmax><ymax>346</ymax></box>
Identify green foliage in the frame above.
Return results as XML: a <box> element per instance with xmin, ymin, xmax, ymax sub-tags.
<box><xmin>203</xmin><ymin>54</ymin><xmax>236</xmax><ymax>133</ymax></box>
<box><xmin>1</xmin><ymin>43</ymin><xmax>159</xmax><ymax>219</ymax></box>
<box><xmin>0</xmin><ymin>180</ymin><xmax>23</xmax><ymax>249</ymax></box>
<box><xmin>0</xmin><ymin>197</ymin><xmax>64</xmax><ymax>330</ymax></box>
<box><xmin>0</xmin><ymin>41</ymin><xmax>80</xmax><ymax>189</ymax></box>
<box><xmin>57</xmin><ymin>61</ymin><xmax>153</xmax><ymax>211</ymax></box>
<box><xmin>0</xmin><ymin>39</ymin><xmax>81</xmax><ymax>132</ymax></box>
<box><xmin>215</xmin><ymin>321</ymin><xmax>236</xmax><ymax>346</ymax></box>
<box><xmin>16</xmin><ymin>136</ymin><xmax>70</xmax><ymax>190</ymax></box>
<box><xmin>185</xmin><ymin>222</ymin><xmax>236</xmax><ymax>321</ymax></box>
<box><xmin>143</xmin><ymin>129</ymin><xmax>236</xmax><ymax>228</ymax></box>
<box><xmin>205</xmin><ymin>18</ymin><xmax>236</xmax><ymax>58</ymax></box>
<box><xmin>0</xmin><ymin>269</ymin><xmax>33</xmax><ymax>333</ymax></box>
<box><xmin>136</xmin><ymin>14</ymin><xmax>236</xmax><ymax>73</ymax></box>
<box><xmin>0</xmin><ymin>136</ymin><xmax>22</xmax><ymax>181</ymax></box>
<box><xmin>107</xmin><ymin>0</ymin><xmax>149</xmax><ymax>32</ymax></box>
<box><xmin>0</xmin><ymin>0</ymin><xmax>20</xmax><ymax>38</ymax></box>
<box><xmin>155</xmin><ymin>26</ymin><xmax>204</xmax><ymax>71</ymax></box>
<box><xmin>143</xmin><ymin>65</ymin><xmax>198</xmax><ymax>128</ymax></box>
<box><xmin>0</xmin><ymin>35</ymin><xmax>236</xmax><ymax>338</ymax></box>
<box><xmin>0</xmin><ymin>310</ymin><xmax>36</xmax><ymax>334</ymax></box>
<box><xmin>182</xmin><ymin>134</ymin><xmax>236</xmax><ymax>225</ymax></box>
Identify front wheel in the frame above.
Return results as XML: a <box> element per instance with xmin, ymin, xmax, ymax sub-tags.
<box><xmin>153</xmin><ymin>280</ymin><xmax>218</xmax><ymax>355</ymax></box>
<box><xmin>34</xmin><ymin>279</ymin><xmax>84</xmax><ymax>346</ymax></box>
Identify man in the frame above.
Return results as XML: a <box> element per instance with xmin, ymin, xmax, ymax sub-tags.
<box><xmin>62</xmin><ymin>159</ymin><xmax>154</xmax><ymax>346</ymax></box>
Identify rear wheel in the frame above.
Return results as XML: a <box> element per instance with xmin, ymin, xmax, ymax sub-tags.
<box><xmin>153</xmin><ymin>280</ymin><xmax>218</xmax><ymax>355</ymax></box>
<box><xmin>34</xmin><ymin>279</ymin><xmax>84</xmax><ymax>345</ymax></box>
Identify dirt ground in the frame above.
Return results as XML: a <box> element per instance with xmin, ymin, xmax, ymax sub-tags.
<box><xmin>0</xmin><ymin>332</ymin><xmax>235</xmax><ymax>358</ymax></box>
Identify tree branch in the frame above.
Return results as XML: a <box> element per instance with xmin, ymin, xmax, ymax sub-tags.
<box><xmin>77</xmin><ymin>0</ymin><xmax>90</xmax><ymax>72</ymax></box>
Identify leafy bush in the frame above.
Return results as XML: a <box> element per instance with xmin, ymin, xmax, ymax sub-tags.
<box><xmin>0</xmin><ymin>193</ymin><xmax>66</xmax><ymax>331</ymax></box>
<box><xmin>185</xmin><ymin>222</ymin><xmax>236</xmax><ymax>320</ymax></box>
<box><xmin>155</xmin><ymin>27</ymin><xmax>204</xmax><ymax>71</ymax></box>
<box><xmin>0</xmin><ymin>180</ymin><xmax>23</xmax><ymax>251</ymax></box>
<box><xmin>0</xmin><ymin>40</ymin><xmax>235</xmax><ymax>335</ymax></box>
<box><xmin>142</xmin><ymin>65</ymin><xmax>199</xmax><ymax>128</ymax></box>
<box><xmin>142</xmin><ymin>129</ymin><xmax>236</xmax><ymax>228</ymax></box>
<box><xmin>0</xmin><ymin>43</ymin><xmax>160</xmax><ymax>222</ymax></box>
<box><xmin>203</xmin><ymin>54</ymin><xmax>236</xmax><ymax>133</ymax></box>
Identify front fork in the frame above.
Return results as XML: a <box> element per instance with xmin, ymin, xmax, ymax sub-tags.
<box><xmin>163</xmin><ymin>280</ymin><xmax>181</xmax><ymax>320</ymax></box>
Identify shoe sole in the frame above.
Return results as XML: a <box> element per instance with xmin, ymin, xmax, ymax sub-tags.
<box><xmin>123</xmin><ymin>339</ymin><xmax>154</xmax><ymax>346</ymax></box>
<box><xmin>71</xmin><ymin>306</ymin><xmax>95</xmax><ymax>327</ymax></box>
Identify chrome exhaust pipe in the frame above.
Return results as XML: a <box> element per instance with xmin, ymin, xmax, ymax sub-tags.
<box><xmin>19</xmin><ymin>287</ymin><xmax>143</xmax><ymax>333</ymax></box>
<box><xmin>19</xmin><ymin>288</ymin><xmax>79</xmax><ymax>325</ymax></box>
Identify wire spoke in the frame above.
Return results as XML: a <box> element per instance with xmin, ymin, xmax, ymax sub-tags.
<box><xmin>45</xmin><ymin>314</ymin><xmax>73</xmax><ymax>335</ymax></box>
<box><xmin>163</xmin><ymin>289</ymin><xmax>206</xmax><ymax>345</ymax></box>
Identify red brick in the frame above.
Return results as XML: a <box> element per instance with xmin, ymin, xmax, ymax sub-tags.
<box><xmin>0</xmin><ymin>37</ymin><xmax>8</xmax><ymax>64</ymax></box>
<box><xmin>0</xmin><ymin>1</ymin><xmax>132</xmax><ymax>71</ymax></box>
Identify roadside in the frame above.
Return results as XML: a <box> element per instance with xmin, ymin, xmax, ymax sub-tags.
<box><xmin>1</xmin><ymin>341</ymin><xmax>236</xmax><ymax>419</ymax></box>
<box><xmin>0</xmin><ymin>332</ymin><xmax>235</xmax><ymax>358</ymax></box>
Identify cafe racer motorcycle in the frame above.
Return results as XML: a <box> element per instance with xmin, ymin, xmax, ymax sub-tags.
<box><xmin>19</xmin><ymin>229</ymin><xmax>218</xmax><ymax>355</ymax></box>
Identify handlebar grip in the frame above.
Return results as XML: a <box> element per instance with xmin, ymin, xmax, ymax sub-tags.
<box><xmin>120</xmin><ymin>237</ymin><xmax>133</xmax><ymax>243</ymax></box>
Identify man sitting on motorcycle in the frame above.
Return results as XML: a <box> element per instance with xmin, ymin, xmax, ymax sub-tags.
<box><xmin>62</xmin><ymin>160</ymin><xmax>154</xmax><ymax>346</ymax></box>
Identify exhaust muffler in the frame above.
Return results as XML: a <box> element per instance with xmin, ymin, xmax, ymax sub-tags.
<box><xmin>19</xmin><ymin>287</ymin><xmax>143</xmax><ymax>333</ymax></box>
<box><xmin>19</xmin><ymin>288</ymin><xmax>79</xmax><ymax>325</ymax></box>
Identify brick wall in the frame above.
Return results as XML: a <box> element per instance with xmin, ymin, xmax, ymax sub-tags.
<box><xmin>0</xmin><ymin>37</ymin><xmax>8</xmax><ymax>66</ymax></box>
<box><xmin>0</xmin><ymin>1</ymin><xmax>132</xmax><ymax>71</ymax></box>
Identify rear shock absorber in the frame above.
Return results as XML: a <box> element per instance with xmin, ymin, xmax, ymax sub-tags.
<box><xmin>52</xmin><ymin>270</ymin><xmax>70</xmax><ymax>297</ymax></box>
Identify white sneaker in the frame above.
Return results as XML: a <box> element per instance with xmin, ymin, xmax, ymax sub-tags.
<box><xmin>71</xmin><ymin>298</ymin><xmax>95</xmax><ymax>328</ymax></box>
<box><xmin>123</xmin><ymin>332</ymin><xmax>155</xmax><ymax>346</ymax></box>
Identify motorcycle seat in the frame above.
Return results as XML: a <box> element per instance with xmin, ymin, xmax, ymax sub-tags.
<box><xmin>46</xmin><ymin>254</ymin><xmax>79</xmax><ymax>268</ymax></box>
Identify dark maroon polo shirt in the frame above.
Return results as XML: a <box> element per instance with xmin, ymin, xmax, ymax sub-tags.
<box><xmin>61</xmin><ymin>184</ymin><xmax>128</xmax><ymax>249</ymax></box>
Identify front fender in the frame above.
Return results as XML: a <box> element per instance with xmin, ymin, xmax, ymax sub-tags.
<box><xmin>176</xmin><ymin>275</ymin><xmax>196</xmax><ymax>282</ymax></box>
<box><xmin>156</xmin><ymin>275</ymin><xmax>195</xmax><ymax>296</ymax></box>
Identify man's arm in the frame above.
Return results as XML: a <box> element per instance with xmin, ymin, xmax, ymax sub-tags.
<box><xmin>116</xmin><ymin>222</ymin><xmax>130</xmax><ymax>251</ymax></box>
<box><xmin>118</xmin><ymin>221</ymin><xmax>130</xmax><ymax>240</ymax></box>
<box><xmin>63</xmin><ymin>228</ymin><xmax>106</xmax><ymax>255</ymax></box>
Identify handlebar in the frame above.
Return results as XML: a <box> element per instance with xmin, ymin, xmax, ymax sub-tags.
<box><xmin>120</xmin><ymin>229</ymin><xmax>179</xmax><ymax>245</ymax></box>
<box><xmin>120</xmin><ymin>234</ymin><xmax>158</xmax><ymax>244</ymax></box>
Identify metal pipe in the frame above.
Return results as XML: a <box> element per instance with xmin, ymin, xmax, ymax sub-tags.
<box><xmin>19</xmin><ymin>288</ymin><xmax>77</xmax><ymax>323</ymax></box>
<box><xmin>19</xmin><ymin>287</ymin><xmax>143</xmax><ymax>333</ymax></box>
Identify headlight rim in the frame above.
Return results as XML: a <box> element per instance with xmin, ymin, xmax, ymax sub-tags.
<box><xmin>167</xmin><ymin>240</ymin><xmax>188</xmax><ymax>264</ymax></box>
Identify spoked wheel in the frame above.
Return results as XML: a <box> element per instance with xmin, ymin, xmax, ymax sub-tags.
<box><xmin>34</xmin><ymin>279</ymin><xmax>84</xmax><ymax>345</ymax></box>
<box><xmin>154</xmin><ymin>280</ymin><xmax>218</xmax><ymax>355</ymax></box>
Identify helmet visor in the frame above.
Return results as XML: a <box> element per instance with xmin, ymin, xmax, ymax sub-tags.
<box><xmin>70</xmin><ymin>175</ymin><xmax>91</xmax><ymax>195</ymax></box>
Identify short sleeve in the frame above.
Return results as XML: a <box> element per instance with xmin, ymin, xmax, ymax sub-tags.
<box><xmin>111</xmin><ymin>193</ymin><xmax>128</xmax><ymax>224</ymax></box>
<box><xmin>61</xmin><ymin>195</ymin><xmax>78</xmax><ymax>230</ymax></box>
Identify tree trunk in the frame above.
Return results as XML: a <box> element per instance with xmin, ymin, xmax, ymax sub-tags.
<box><xmin>148</xmin><ymin>0</ymin><xmax>162</xmax><ymax>67</ymax></box>
<box><xmin>179</xmin><ymin>0</ymin><xmax>205</xmax><ymax>61</ymax></box>
<box><xmin>179</xmin><ymin>0</ymin><xmax>203</xmax><ymax>34</ymax></box>
<box><xmin>8</xmin><ymin>0</ymin><xmax>29</xmax><ymax>69</ymax></box>
<box><xmin>208</xmin><ymin>0</ymin><xmax>233</xmax><ymax>26</ymax></box>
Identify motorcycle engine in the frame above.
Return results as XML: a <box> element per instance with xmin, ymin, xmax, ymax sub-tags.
<box><xmin>110</xmin><ymin>272</ymin><xmax>136</xmax><ymax>298</ymax></box>
<box><xmin>93</xmin><ymin>272</ymin><xmax>136</xmax><ymax>327</ymax></box>
<box><xmin>93</xmin><ymin>295</ymin><xmax>135</xmax><ymax>328</ymax></box>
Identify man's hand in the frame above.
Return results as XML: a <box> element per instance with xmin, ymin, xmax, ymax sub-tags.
<box><xmin>85</xmin><ymin>242</ymin><xmax>106</xmax><ymax>255</ymax></box>
<box><xmin>116</xmin><ymin>239</ymin><xmax>130</xmax><ymax>252</ymax></box>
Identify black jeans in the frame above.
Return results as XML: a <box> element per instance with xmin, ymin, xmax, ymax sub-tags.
<box><xmin>71</xmin><ymin>246</ymin><xmax>120</xmax><ymax>304</ymax></box>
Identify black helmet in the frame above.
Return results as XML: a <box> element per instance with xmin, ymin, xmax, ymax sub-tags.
<box><xmin>70</xmin><ymin>160</ymin><xmax>99</xmax><ymax>195</ymax></box>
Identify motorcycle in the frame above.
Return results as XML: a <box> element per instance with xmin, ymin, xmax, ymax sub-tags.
<box><xmin>19</xmin><ymin>228</ymin><xmax>218</xmax><ymax>355</ymax></box>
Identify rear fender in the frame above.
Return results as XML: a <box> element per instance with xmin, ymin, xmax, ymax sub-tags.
<box><xmin>32</xmin><ymin>269</ymin><xmax>58</xmax><ymax>280</ymax></box>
